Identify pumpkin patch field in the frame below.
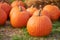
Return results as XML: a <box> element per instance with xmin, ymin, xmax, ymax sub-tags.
<box><xmin>0</xmin><ymin>0</ymin><xmax>60</xmax><ymax>40</ymax></box>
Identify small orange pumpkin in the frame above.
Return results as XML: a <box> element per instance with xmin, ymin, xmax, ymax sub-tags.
<box><xmin>11</xmin><ymin>0</ymin><xmax>25</xmax><ymax>8</ymax></box>
<box><xmin>0</xmin><ymin>8</ymin><xmax>7</xmax><ymax>25</ymax></box>
<box><xmin>10</xmin><ymin>6</ymin><xmax>30</xmax><ymax>28</ymax></box>
<box><xmin>27</xmin><ymin>10</ymin><xmax>52</xmax><ymax>36</ymax></box>
<box><xmin>43</xmin><ymin>5</ymin><xmax>60</xmax><ymax>21</ymax></box>
<box><xmin>27</xmin><ymin>6</ymin><xmax>38</xmax><ymax>16</ymax></box>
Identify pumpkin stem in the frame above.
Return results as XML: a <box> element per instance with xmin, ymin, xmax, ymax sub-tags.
<box><xmin>31</xmin><ymin>5</ymin><xmax>34</xmax><ymax>8</ymax></box>
<box><xmin>51</xmin><ymin>3</ymin><xmax>54</xmax><ymax>5</ymax></box>
<box><xmin>19</xmin><ymin>6</ymin><xmax>22</xmax><ymax>11</ymax></box>
<box><xmin>38</xmin><ymin>5</ymin><xmax>42</xmax><ymax>16</ymax></box>
<box><xmin>38</xmin><ymin>9</ymin><xmax>41</xmax><ymax>16</ymax></box>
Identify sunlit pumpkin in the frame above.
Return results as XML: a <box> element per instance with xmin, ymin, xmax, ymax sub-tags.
<box><xmin>0</xmin><ymin>8</ymin><xmax>7</xmax><ymax>25</ymax></box>
<box><xmin>27</xmin><ymin>6</ymin><xmax>38</xmax><ymax>16</ymax></box>
<box><xmin>27</xmin><ymin>10</ymin><xmax>52</xmax><ymax>36</ymax></box>
<box><xmin>11</xmin><ymin>0</ymin><xmax>25</xmax><ymax>8</ymax></box>
<box><xmin>10</xmin><ymin>6</ymin><xmax>30</xmax><ymax>28</ymax></box>
<box><xmin>43</xmin><ymin>5</ymin><xmax>60</xmax><ymax>21</ymax></box>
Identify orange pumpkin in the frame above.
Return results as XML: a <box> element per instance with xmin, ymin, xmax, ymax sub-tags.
<box><xmin>27</xmin><ymin>6</ymin><xmax>38</xmax><ymax>16</ymax></box>
<box><xmin>43</xmin><ymin>5</ymin><xmax>60</xmax><ymax>21</ymax></box>
<box><xmin>11</xmin><ymin>0</ymin><xmax>25</xmax><ymax>8</ymax></box>
<box><xmin>10</xmin><ymin>6</ymin><xmax>30</xmax><ymax>28</ymax></box>
<box><xmin>0</xmin><ymin>2</ymin><xmax>11</xmax><ymax>17</ymax></box>
<box><xmin>0</xmin><ymin>8</ymin><xmax>7</xmax><ymax>25</ymax></box>
<box><xmin>10</xmin><ymin>6</ymin><xmax>26</xmax><ymax>17</ymax></box>
<box><xmin>27</xmin><ymin>10</ymin><xmax>52</xmax><ymax>36</ymax></box>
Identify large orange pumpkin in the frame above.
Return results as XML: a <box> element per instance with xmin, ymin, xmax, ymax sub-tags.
<box><xmin>43</xmin><ymin>5</ymin><xmax>60</xmax><ymax>21</ymax></box>
<box><xmin>10</xmin><ymin>6</ymin><xmax>30</xmax><ymax>28</ymax></box>
<box><xmin>0</xmin><ymin>8</ymin><xmax>7</xmax><ymax>25</ymax></box>
<box><xmin>27</xmin><ymin>6</ymin><xmax>38</xmax><ymax>16</ymax></box>
<box><xmin>27</xmin><ymin>11</ymin><xmax>52</xmax><ymax>36</ymax></box>
<box><xmin>0</xmin><ymin>2</ymin><xmax>11</xmax><ymax>17</ymax></box>
<box><xmin>10</xmin><ymin>6</ymin><xmax>26</xmax><ymax>17</ymax></box>
<box><xmin>11</xmin><ymin>0</ymin><xmax>25</xmax><ymax>8</ymax></box>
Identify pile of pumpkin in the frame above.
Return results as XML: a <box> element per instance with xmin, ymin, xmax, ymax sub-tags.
<box><xmin>0</xmin><ymin>0</ymin><xmax>60</xmax><ymax>37</ymax></box>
